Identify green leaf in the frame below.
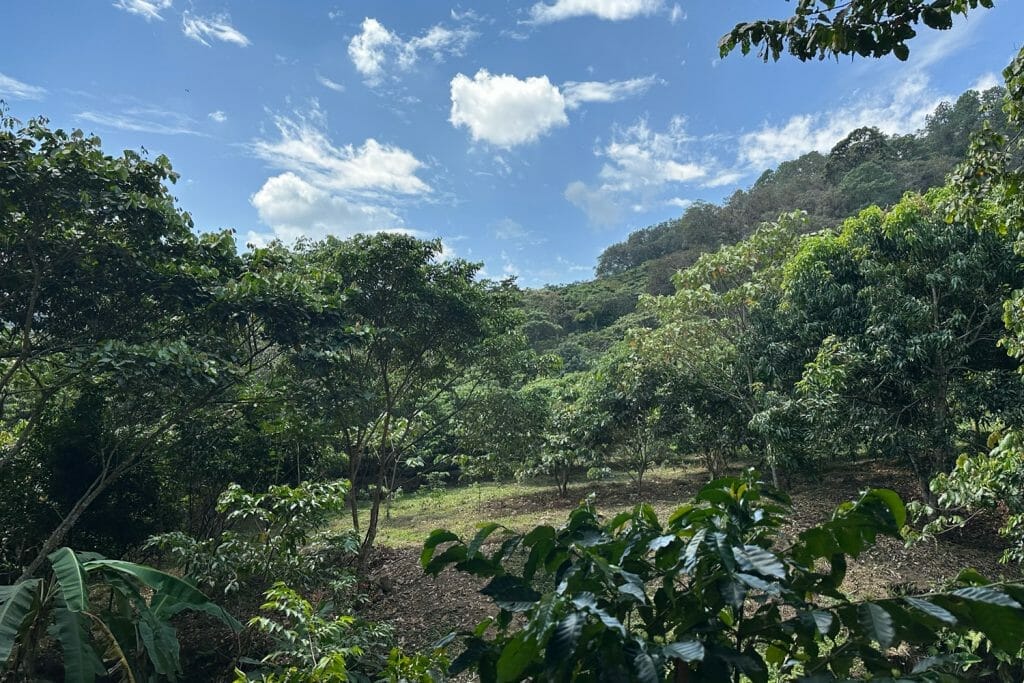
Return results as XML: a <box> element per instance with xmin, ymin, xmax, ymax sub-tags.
<box><xmin>480</xmin><ymin>576</ymin><xmax>541</xmax><ymax>612</ymax></box>
<box><xmin>859</xmin><ymin>602</ymin><xmax>895</xmax><ymax>648</ymax></box>
<box><xmin>734</xmin><ymin>545</ymin><xmax>786</xmax><ymax>579</ymax></box>
<box><xmin>633</xmin><ymin>651</ymin><xmax>659</xmax><ymax>683</ymax></box>
<box><xmin>809</xmin><ymin>610</ymin><xmax>834</xmax><ymax>636</ymax></box>
<box><xmin>49</xmin><ymin>548</ymin><xmax>89</xmax><ymax>612</ymax></box>
<box><xmin>84</xmin><ymin>559</ymin><xmax>241</xmax><ymax>631</ymax></box>
<box><xmin>0</xmin><ymin>579</ymin><xmax>41</xmax><ymax>664</ymax></box>
<box><xmin>421</xmin><ymin>529</ymin><xmax>460</xmax><ymax>568</ymax></box>
<box><xmin>469</xmin><ymin>523</ymin><xmax>505</xmax><ymax>557</ymax></box>
<box><xmin>952</xmin><ymin>586</ymin><xmax>1021</xmax><ymax>609</ymax></box>
<box><xmin>137</xmin><ymin>609</ymin><xmax>181</xmax><ymax>677</ymax></box>
<box><xmin>50</xmin><ymin>606</ymin><xmax>105</xmax><ymax>683</ymax></box>
<box><xmin>663</xmin><ymin>640</ymin><xmax>704</xmax><ymax>662</ymax></box>
<box><xmin>496</xmin><ymin>632</ymin><xmax>538</xmax><ymax>682</ymax></box>
<box><xmin>545</xmin><ymin>612</ymin><xmax>582</xmax><ymax>669</ymax></box>
<box><xmin>865</xmin><ymin>489</ymin><xmax>906</xmax><ymax>529</ymax></box>
<box><xmin>618</xmin><ymin>582</ymin><xmax>647</xmax><ymax>603</ymax></box>
<box><xmin>903</xmin><ymin>597</ymin><xmax>957</xmax><ymax>625</ymax></box>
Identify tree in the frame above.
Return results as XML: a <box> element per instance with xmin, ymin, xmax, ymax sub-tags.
<box><xmin>281</xmin><ymin>233</ymin><xmax>518</xmax><ymax>561</ymax></box>
<box><xmin>719</xmin><ymin>0</ymin><xmax>996</xmax><ymax>63</ymax></box>
<box><xmin>790</xmin><ymin>191</ymin><xmax>1022</xmax><ymax>498</ymax></box>
<box><xmin>633</xmin><ymin>214</ymin><xmax>806</xmax><ymax>485</ymax></box>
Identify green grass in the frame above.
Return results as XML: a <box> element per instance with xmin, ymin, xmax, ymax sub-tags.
<box><xmin>349</xmin><ymin>465</ymin><xmax>705</xmax><ymax>548</ymax></box>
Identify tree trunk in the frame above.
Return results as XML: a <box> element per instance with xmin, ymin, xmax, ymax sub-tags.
<box><xmin>18</xmin><ymin>463</ymin><xmax>122</xmax><ymax>581</ymax></box>
<box><xmin>359</xmin><ymin>481</ymin><xmax>383</xmax><ymax>568</ymax></box>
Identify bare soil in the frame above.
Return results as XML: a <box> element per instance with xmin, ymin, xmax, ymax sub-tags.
<box><xmin>360</xmin><ymin>459</ymin><xmax>1017</xmax><ymax>653</ymax></box>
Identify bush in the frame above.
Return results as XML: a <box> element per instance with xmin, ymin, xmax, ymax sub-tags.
<box><xmin>422</xmin><ymin>472</ymin><xmax>1024</xmax><ymax>681</ymax></box>
<box><xmin>148</xmin><ymin>480</ymin><xmax>352</xmax><ymax>596</ymax></box>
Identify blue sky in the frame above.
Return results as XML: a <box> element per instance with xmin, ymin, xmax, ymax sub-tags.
<box><xmin>2</xmin><ymin>1</ymin><xmax>1022</xmax><ymax>286</ymax></box>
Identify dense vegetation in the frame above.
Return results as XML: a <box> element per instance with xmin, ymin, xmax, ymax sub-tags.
<box><xmin>4</xmin><ymin>1</ymin><xmax>1024</xmax><ymax>680</ymax></box>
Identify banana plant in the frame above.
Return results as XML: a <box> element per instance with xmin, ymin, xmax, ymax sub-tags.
<box><xmin>0</xmin><ymin>547</ymin><xmax>241</xmax><ymax>682</ymax></box>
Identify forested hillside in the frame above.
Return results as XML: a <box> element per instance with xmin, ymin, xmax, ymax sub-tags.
<box><xmin>523</xmin><ymin>86</ymin><xmax>1013</xmax><ymax>368</ymax></box>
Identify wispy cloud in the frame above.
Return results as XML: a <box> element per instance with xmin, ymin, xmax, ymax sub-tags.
<box><xmin>112</xmin><ymin>0</ymin><xmax>171</xmax><ymax>21</ymax></box>
<box><xmin>208</xmin><ymin>110</ymin><xmax>227</xmax><ymax>123</ymax></box>
<box><xmin>75</xmin><ymin>107</ymin><xmax>203</xmax><ymax>136</ymax></box>
<box><xmin>316</xmin><ymin>74</ymin><xmax>346</xmax><ymax>93</ymax></box>
<box><xmin>562</xmin><ymin>75</ymin><xmax>659</xmax><ymax>108</ymax></box>
<box><xmin>0</xmin><ymin>72</ymin><xmax>46</xmax><ymax>100</ymax></box>
<box><xmin>566</xmin><ymin>116</ymin><xmax>719</xmax><ymax>226</ymax></box>
<box><xmin>182</xmin><ymin>12</ymin><xmax>250</xmax><ymax>47</ymax></box>
<box><xmin>349</xmin><ymin>17</ymin><xmax>476</xmax><ymax>86</ymax></box>
<box><xmin>247</xmin><ymin>102</ymin><xmax>431</xmax><ymax>244</ymax></box>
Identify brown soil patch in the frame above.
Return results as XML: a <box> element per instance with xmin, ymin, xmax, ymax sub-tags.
<box><xmin>360</xmin><ymin>459</ymin><xmax>1019</xmax><ymax>654</ymax></box>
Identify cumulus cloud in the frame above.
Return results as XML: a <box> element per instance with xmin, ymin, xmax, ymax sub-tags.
<box><xmin>562</xmin><ymin>75</ymin><xmax>658</xmax><ymax>108</ymax></box>
<box><xmin>208</xmin><ymin>110</ymin><xmax>227</xmax><ymax>123</ymax></box>
<box><xmin>248</xmin><ymin>172</ymin><xmax>401</xmax><ymax>245</ymax></box>
<box><xmin>529</xmin><ymin>0</ymin><xmax>664</xmax><ymax>23</ymax></box>
<box><xmin>0</xmin><ymin>72</ymin><xmax>46</xmax><ymax>100</ymax></box>
<box><xmin>182</xmin><ymin>12</ymin><xmax>250</xmax><ymax>47</ymax></box>
<box><xmin>449</xmin><ymin>70</ymin><xmax>568</xmax><ymax>147</ymax></box>
<box><xmin>348</xmin><ymin>17</ymin><xmax>476</xmax><ymax>86</ymax></box>
<box><xmin>738</xmin><ymin>72</ymin><xmax>943</xmax><ymax>170</ymax></box>
<box><xmin>449</xmin><ymin>70</ymin><xmax>654</xmax><ymax>147</ymax></box>
<box><xmin>112</xmin><ymin>0</ymin><xmax>171</xmax><ymax>21</ymax></box>
<box><xmin>248</xmin><ymin>103</ymin><xmax>430</xmax><ymax>244</ymax></box>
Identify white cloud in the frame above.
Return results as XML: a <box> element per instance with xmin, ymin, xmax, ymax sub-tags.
<box><xmin>565</xmin><ymin>180</ymin><xmax>623</xmax><ymax>227</ymax></box>
<box><xmin>317</xmin><ymin>74</ymin><xmax>346</xmax><ymax>92</ymax></box>
<box><xmin>182</xmin><ymin>12</ymin><xmax>250</xmax><ymax>47</ymax></box>
<box><xmin>598</xmin><ymin>116</ymin><xmax>706</xmax><ymax>192</ymax></box>
<box><xmin>448</xmin><ymin>70</ymin><xmax>653</xmax><ymax>147</ymax></box>
<box><xmin>252</xmin><ymin>105</ymin><xmax>430</xmax><ymax>196</ymax></box>
<box><xmin>738</xmin><ymin>72</ymin><xmax>943</xmax><ymax>169</ymax></box>
<box><xmin>0</xmin><ymin>72</ymin><xmax>46</xmax><ymax>100</ymax></box>
<box><xmin>449</xmin><ymin>70</ymin><xmax>568</xmax><ymax>147</ymax></box>
<box><xmin>566</xmin><ymin>116</ymin><xmax>718</xmax><ymax>226</ymax></box>
<box><xmin>348</xmin><ymin>17</ymin><xmax>476</xmax><ymax>86</ymax></box>
<box><xmin>493</xmin><ymin>218</ymin><xmax>529</xmax><ymax>240</ymax></box>
<box><xmin>113</xmin><ymin>0</ymin><xmax>171</xmax><ymax>21</ymax></box>
<box><xmin>971</xmin><ymin>72</ymin><xmax>1001</xmax><ymax>92</ymax></box>
<box><xmin>665</xmin><ymin>197</ymin><xmax>693</xmax><ymax>209</ymax></box>
<box><xmin>668</xmin><ymin>3</ymin><xmax>685</xmax><ymax>23</ymax></box>
<box><xmin>703</xmin><ymin>170</ymin><xmax>744</xmax><ymax>188</ymax></box>
<box><xmin>76</xmin><ymin>107</ymin><xmax>201</xmax><ymax>136</ymax></box>
<box><xmin>529</xmin><ymin>0</ymin><xmax>664</xmax><ymax>23</ymax></box>
<box><xmin>248</xmin><ymin>172</ymin><xmax>401</xmax><ymax>245</ymax></box>
<box><xmin>208</xmin><ymin>110</ymin><xmax>227</xmax><ymax>123</ymax></box>
<box><xmin>562</xmin><ymin>75</ymin><xmax>657</xmax><ymax>108</ymax></box>
<box><xmin>248</xmin><ymin>104</ymin><xmax>431</xmax><ymax>244</ymax></box>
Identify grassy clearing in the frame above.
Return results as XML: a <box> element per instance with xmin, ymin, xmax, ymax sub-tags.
<box><xmin>352</xmin><ymin>464</ymin><xmax>708</xmax><ymax>547</ymax></box>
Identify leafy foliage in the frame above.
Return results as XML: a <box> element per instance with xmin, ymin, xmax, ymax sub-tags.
<box><xmin>148</xmin><ymin>480</ymin><xmax>352</xmax><ymax>596</ymax></box>
<box><xmin>423</xmin><ymin>474</ymin><xmax>1024</xmax><ymax>681</ymax></box>
<box><xmin>0</xmin><ymin>547</ymin><xmax>239</xmax><ymax>682</ymax></box>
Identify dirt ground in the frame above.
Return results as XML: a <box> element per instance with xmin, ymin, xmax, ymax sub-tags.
<box><xmin>359</xmin><ymin>459</ymin><xmax>1017</xmax><ymax>653</ymax></box>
